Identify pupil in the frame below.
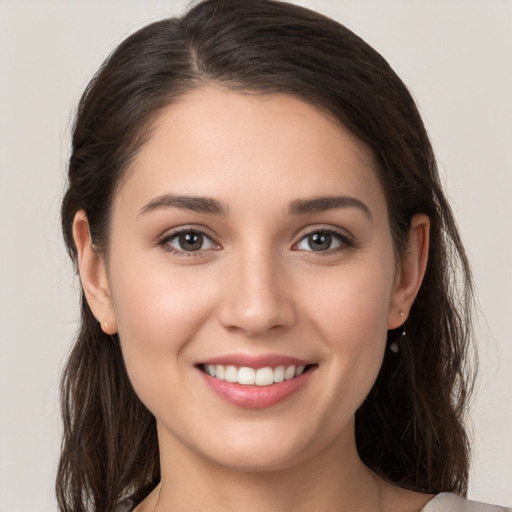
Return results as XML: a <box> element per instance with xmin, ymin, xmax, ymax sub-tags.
<box><xmin>179</xmin><ymin>232</ymin><xmax>203</xmax><ymax>251</ymax></box>
<box><xmin>309</xmin><ymin>232</ymin><xmax>331</xmax><ymax>251</ymax></box>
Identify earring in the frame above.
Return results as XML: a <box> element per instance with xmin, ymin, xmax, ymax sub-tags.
<box><xmin>390</xmin><ymin>310</ymin><xmax>406</xmax><ymax>353</ymax></box>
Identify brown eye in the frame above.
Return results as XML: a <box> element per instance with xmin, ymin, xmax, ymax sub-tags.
<box><xmin>307</xmin><ymin>232</ymin><xmax>332</xmax><ymax>251</ymax></box>
<box><xmin>296</xmin><ymin>230</ymin><xmax>349</xmax><ymax>252</ymax></box>
<box><xmin>166</xmin><ymin>231</ymin><xmax>215</xmax><ymax>252</ymax></box>
<box><xmin>179</xmin><ymin>232</ymin><xmax>203</xmax><ymax>251</ymax></box>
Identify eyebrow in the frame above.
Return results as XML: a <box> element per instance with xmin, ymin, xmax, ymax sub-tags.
<box><xmin>288</xmin><ymin>195</ymin><xmax>372</xmax><ymax>219</ymax></box>
<box><xmin>138</xmin><ymin>193</ymin><xmax>371</xmax><ymax>220</ymax></box>
<box><xmin>139</xmin><ymin>194</ymin><xmax>229</xmax><ymax>216</ymax></box>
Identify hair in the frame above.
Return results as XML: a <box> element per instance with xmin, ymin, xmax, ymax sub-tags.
<box><xmin>58</xmin><ymin>1</ymin><xmax>475</xmax><ymax>510</ymax></box>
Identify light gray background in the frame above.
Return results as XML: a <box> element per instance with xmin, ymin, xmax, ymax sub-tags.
<box><xmin>0</xmin><ymin>1</ymin><xmax>511</xmax><ymax>511</ymax></box>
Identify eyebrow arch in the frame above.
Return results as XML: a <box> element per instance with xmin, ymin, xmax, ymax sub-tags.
<box><xmin>139</xmin><ymin>194</ymin><xmax>228</xmax><ymax>216</ymax></box>
<box><xmin>288</xmin><ymin>195</ymin><xmax>372</xmax><ymax>219</ymax></box>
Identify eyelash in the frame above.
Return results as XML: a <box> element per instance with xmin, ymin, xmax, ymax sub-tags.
<box><xmin>158</xmin><ymin>227</ymin><xmax>218</xmax><ymax>257</ymax></box>
<box><xmin>293</xmin><ymin>228</ymin><xmax>355</xmax><ymax>256</ymax></box>
<box><xmin>158</xmin><ymin>226</ymin><xmax>355</xmax><ymax>257</ymax></box>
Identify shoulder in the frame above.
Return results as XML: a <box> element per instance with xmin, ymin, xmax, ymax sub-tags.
<box><xmin>421</xmin><ymin>493</ymin><xmax>512</xmax><ymax>512</ymax></box>
<box><xmin>112</xmin><ymin>493</ymin><xmax>512</xmax><ymax>512</ymax></box>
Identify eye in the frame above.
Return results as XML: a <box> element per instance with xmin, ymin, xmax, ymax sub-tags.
<box><xmin>162</xmin><ymin>229</ymin><xmax>217</xmax><ymax>253</ymax></box>
<box><xmin>296</xmin><ymin>230</ymin><xmax>350</xmax><ymax>253</ymax></box>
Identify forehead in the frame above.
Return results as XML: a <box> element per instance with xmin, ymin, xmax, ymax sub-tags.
<box><xmin>115</xmin><ymin>87</ymin><xmax>386</xmax><ymax>219</ymax></box>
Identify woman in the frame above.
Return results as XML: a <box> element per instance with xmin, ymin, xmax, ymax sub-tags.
<box><xmin>57</xmin><ymin>1</ymin><xmax>510</xmax><ymax>511</ymax></box>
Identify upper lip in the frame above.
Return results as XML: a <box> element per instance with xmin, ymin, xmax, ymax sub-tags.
<box><xmin>199</xmin><ymin>353</ymin><xmax>314</xmax><ymax>368</ymax></box>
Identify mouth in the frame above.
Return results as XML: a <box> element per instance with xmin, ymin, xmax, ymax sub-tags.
<box><xmin>199</xmin><ymin>363</ymin><xmax>316</xmax><ymax>386</ymax></box>
<box><xmin>196</xmin><ymin>356</ymin><xmax>318</xmax><ymax>409</ymax></box>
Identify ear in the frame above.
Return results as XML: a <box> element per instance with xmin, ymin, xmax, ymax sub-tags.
<box><xmin>388</xmin><ymin>214</ymin><xmax>430</xmax><ymax>329</ymax></box>
<box><xmin>72</xmin><ymin>210</ymin><xmax>117</xmax><ymax>334</ymax></box>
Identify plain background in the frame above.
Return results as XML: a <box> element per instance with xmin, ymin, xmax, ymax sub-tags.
<box><xmin>0</xmin><ymin>1</ymin><xmax>511</xmax><ymax>511</ymax></box>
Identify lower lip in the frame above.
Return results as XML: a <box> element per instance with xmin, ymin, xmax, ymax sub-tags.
<box><xmin>198</xmin><ymin>368</ymin><xmax>315</xmax><ymax>409</ymax></box>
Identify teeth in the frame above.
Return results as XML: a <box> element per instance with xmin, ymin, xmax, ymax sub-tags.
<box><xmin>284</xmin><ymin>365</ymin><xmax>295</xmax><ymax>380</ymax></box>
<box><xmin>255</xmin><ymin>367</ymin><xmax>274</xmax><ymax>386</ymax></box>
<box><xmin>274</xmin><ymin>365</ymin><xmax>285</xmax><ymax>383</ymax></box>
<box><xmin>225</xmin><ymin>365</ymin><xmax>238</xmax><ymax>383</ymax></box>
<box><xmin>238</xmin><ymin>367</ymin><xmax>255</xmax><ymax>385</ymax></box>
<box><xmin>215</xmin><ymin>365</ymin><xmax>225</xmax><ymax>380</ymax></box>
<box><xmin>203</xmin><ymin>364</ymin><xmax>308</xmax><ymax>386</ymax></box>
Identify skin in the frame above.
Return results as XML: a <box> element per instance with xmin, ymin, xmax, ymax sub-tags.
<box><xmin>73</xmin><ymin>87</ymin><xmax>431</xmax><ymax>512</ymax></box>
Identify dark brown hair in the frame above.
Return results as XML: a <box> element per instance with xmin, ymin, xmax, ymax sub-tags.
<box><xmin>58</xmin><ymin>1</ymin><xmax>475</xmax><ymax>510</ymax></box>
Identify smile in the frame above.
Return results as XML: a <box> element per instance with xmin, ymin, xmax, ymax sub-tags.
<box><xmin>202</xmin><ymin>364</ymin><xmax>309</xmax><ymax>386</ymax></box>
<box><xmin>197</xmin><ymin>355</ymin><xmax>317</xmax><ymax>408</ymax></box>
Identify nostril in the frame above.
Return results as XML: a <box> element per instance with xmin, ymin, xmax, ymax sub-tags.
<box><xmin>217</xmin><ymin>272</ymin><xmax>296</xmax><ymax>335</ymax></box>
<box><xmin>218</xmin><ymin>303</ymin><xmax>297</xmax><ymax>336</ymax></box>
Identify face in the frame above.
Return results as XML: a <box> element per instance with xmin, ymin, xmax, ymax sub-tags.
<box><xmin>94</xmin><ymin>88</ymin><xmax>409</xmax><ymax>472</ymax></box>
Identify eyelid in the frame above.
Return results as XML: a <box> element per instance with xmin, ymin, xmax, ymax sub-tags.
<box><xmin>292</xmin><ymin>226</ymin><xmax>355</xmax><ymax>254</ymax></box>
<box><xmin>156</xmin><ymin>224</ymin><xmax>355</xmax><ymax>257</ymax></box>
<box><xmin>158</xmin><ymin>225</ymin><xmax>221</xmax><ymax>256</ymax></box>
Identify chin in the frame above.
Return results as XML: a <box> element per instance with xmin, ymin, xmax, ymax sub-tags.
<box><xmin>196</xmin><ymin>421</ymin><xmax>329</xmax><ymax>473</ymax></box>
<box><xmin>209</xmin><ymin>446</ymin><xmax>306</xmax><ymax>473</ymax></box>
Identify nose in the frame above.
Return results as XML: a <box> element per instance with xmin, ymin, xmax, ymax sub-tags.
<box><xmin>218</xmin><ymin>248</ymin><xmax>296</xmax><ymax>337</ymax></box>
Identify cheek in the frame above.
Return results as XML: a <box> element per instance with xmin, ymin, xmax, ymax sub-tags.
<box><xmin>298</xmin><ymin>255</ymin><xmax>394</xmax><ymax>407</ymax></box>
<box><xmin>108</xmin><ymin>256</ymin><xmax>217</xmax><ymax>374</ymax></box>
<box><xmin>303</xmin><ymin>258</ymin><xmax>394</xmax><ymax>347</ymax></box>
<box><xmin>108</xmin><ymin>259</ymin><xmax>224</xmax><ymax>422</ymax></box>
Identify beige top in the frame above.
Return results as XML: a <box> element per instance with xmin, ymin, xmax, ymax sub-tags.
<box><xmin>115</xmin><ymin>493</ymin><xmax>511</xmax><ymax>511</ymax></box>
<box><xmin>421</xmin><ymin>494</ymin><xmax>511</xmax><ymax>512</ymax></box>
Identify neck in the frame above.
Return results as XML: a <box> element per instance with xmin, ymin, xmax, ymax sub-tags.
<box><xmin>151</xmin><ymin>423</ymin><xmax>382</xmax><ymax>512</ymax></box>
